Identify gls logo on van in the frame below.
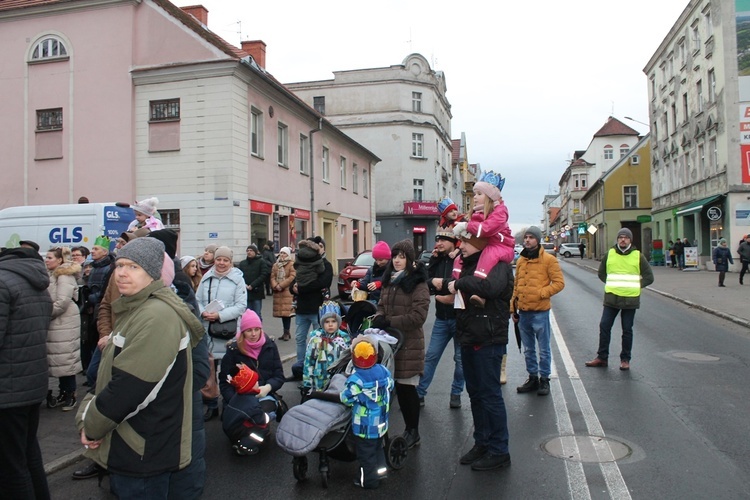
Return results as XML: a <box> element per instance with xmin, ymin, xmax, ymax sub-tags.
<box><xmin>106</xmin><ymin>211</ymin><xmax>120</xmax><ymax>220</ymax></box>
<box><xmin>50</xmin><ymin>227</ymin><xmax>83</xmax><ymax>244</ymax></box>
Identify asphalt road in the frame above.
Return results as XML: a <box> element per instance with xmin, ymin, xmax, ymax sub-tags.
<box><xmin>45</xmin><ymin>261</ymin><xmax>750</xmax><ymax>499</ymax></box>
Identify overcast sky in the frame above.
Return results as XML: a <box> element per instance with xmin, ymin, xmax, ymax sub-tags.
<box><xmin>174</xmin><ymin>0</ymin><xmax>689</xmax><ymax>233</ymax></box>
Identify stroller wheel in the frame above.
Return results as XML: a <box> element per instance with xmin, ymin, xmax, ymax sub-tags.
<box><xmin>292</xmin><ymin>456</ymin><xmax>308</xmax><ymax>481</ymax></box>
<box><xmin>386</xmin><ymin>435</ymin><xmax>408</xmax><ymax>470</ymax></box>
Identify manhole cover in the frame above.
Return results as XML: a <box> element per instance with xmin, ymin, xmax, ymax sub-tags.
<box><xmin>543</xmin><ymin>436</ymin><xmax>631</xmax><ymax>463</ymax></box>
<box><xmin>671</xmin><ymin>352</ymin><xmax>720</xmax><ymax>362</ymax></box>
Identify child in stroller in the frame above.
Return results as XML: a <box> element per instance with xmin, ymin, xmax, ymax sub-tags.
<box><xmin>341</xmin><ymin>335</ymin><xmax>394</xmax><ymax>489</ymax></box>
<box><xmin>275</xmin><ymin>323</ymin><xmax>408</xmax><ymax>488</ymax></box>
<box><xmin>301</xmin><ymin>301</ymin><xmax>351</xmax><ymax>392</ymax></box>
<box><xmin>219</xmin><ymin>310</ymin><xmax>286</xmax><ymax>456</ymax></box>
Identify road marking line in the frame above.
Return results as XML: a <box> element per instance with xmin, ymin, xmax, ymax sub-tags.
<box><xmin>550</xmin><ymin>310</ymin><xmax>632</xmax><ymax>500</ymax></box>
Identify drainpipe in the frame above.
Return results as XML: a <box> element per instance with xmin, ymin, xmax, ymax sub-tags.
<box><xmin>309</xmin><ymin>117</ymin><xmax>323</xmax><ymax>236</ymax></box>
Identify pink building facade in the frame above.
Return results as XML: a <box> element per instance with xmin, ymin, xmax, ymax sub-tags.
<box><xmin>0</xmin><ymin>0</ymin><xmax>378</xmax><ymax>264</ymax></box>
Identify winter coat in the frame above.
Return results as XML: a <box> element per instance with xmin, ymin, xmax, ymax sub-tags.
<box><xmin>737</xmin><ymin>241</ymin><xmax>750</xmax><ymax>263</ymax></box>
<box><xmin>454</xmin><ymin>251</ymin><xmax>513</xmax><ymax>347</ymax></box>
<box><xmin>295</xmin><ymin>255</ymin><xmax>333</xmax><ymax>315</ymax></box>
<box><xmin>76</xmin><ymin>281</ymin><xmax>205</xmax><ymax>476</ymax></box>
<box><xmin>302</xmin><ymin>328</ymin><xmax>351</xmax><ymax>390</ymax></box>
<box><xmin>375</xmin><ymin>263</ymin><xmax>430</xmax><ymax>379</ymax></box>
<box><xmin>238</xmin><ymin>255</ymin><xmax>270</xmax><ymax>301</ymax></box>
<box><xmin>87</xmin><ymin>254</ymin><xmax>115</xmax><ymax>309</ymax></box>
<box><xmin>271</xmin><ymin>258</ymin><xmax>296</xmax><ymax>318</ymax></box>
<box><xmin>673</xmin><ymin>240</ymin><xmax>685</xmax><ymax>255</ymax></box>
<box><xmin>511</xmin><ymin>246</ymin><xmax>565</xmax><ymax>313</ymax></box>
<box><xmin>597</xmin><ymin>244</ymin><xmax>654</xmax><ymax>309</ymax></box>
<box><xmin>341</xmin><ymin>364</ymin><xmax>393</xmax><ymax>439</ymax></box>
<box><xmin>219</xmin><ymin>335</ymin><xmax>285</xmax><ymax>403</ymax></box>
<box><xmin>713</xmin><ymin>246</ymin><xmax>734</xmax><ymax>272</ymax></box>
<box><xmin>196</xmin><ymin>267</ymin><xmax>247</xmax><ymax>329</ymax></box>
<box><xmin>427</xmin><ymin>251</ymin><xmax>457</xmax><ymax>320</ymax></box>
<box><xmin>356</xmin><ymin>263</ymin><xmax>387</xmax><ymax>304</ymax></box>
<box><xmin>47</xmin><ymin>262</ymin><xmax>82</xmax><ymax>378</ymax></box>
<box><xmin>0</xmin><ymin>250</ymin><xmax>53</xmax><ymax>409</ymax></box>
<box><xmin>294</xmin><ymin>240</ymin><xmax>325</xmax><ymax>288</ymax></box>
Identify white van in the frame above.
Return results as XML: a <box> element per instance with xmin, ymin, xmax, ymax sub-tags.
<box><xmin>0</xmin><ymin>203</ymin><xmax>135</xmax><ymax>252</ymax></box>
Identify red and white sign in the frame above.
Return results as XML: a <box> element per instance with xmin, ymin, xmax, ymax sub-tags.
<box><xmin>742</xmin><ymin>144</ymin><xmax>750</xmax><ymax>184</ymax></box>
<box><xmin>294</xmin><ymin>209</ymin><xmax>310</xmax><ymax>220</ymax></box>
<box><xmin>403</xmin><ymin>202</ymin><xmax>439</xmax><ymax>216</ymax></box>
<box><xmin>413</xmin><ymin>226</ymin><xmax>426</xmax><ymax>233</ymax></box>
<box><xmin>250</xmin><ymin>200</ymin><xmax>273</xmax><ymax>214</ymax></box>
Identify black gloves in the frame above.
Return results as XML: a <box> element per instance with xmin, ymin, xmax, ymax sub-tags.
<box><xmin>371</xmin><ymin>315</ymin><xmax>390</xmax><ymax>330</ymax></box>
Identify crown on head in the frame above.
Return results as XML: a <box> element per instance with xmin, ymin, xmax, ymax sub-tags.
<box><xmin>437</xmin><ymin>197</ymin><xmax>456</xmax><ymax>215</ymax></box>
<box><xmin>319</xmin><ymin>300</ymin><xmax>342</xmax><ymax>322</ymax></box>
<box><xmin>94</xmin><ymin>235</ymin><xmax>111</xmax><ymax>249</ymax></box>
<box><xmin>478</xmin><ymin>171</ymin><xmax>505</xmax><ymax>192</ymax></box>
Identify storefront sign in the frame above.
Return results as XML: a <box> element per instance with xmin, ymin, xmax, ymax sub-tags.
<box><xmin>250</xmin><ymin>200</ymin><xmax>273</xmax><ymax>214</ymax></box>
<box><xmin>294</xmin><ymin>209</ymin><xmax>310</xmax><ymax>220</ymax></box>
<box><xmin>743</xmin><ymin>144</ymin><xmax>750</xmax><ymax>184</ymax></box>
<box><xmin>706</xmin><ymin>207</ymin><xmax>722</xmax><ymax>221</ymax></box>
<box><xmin>403</xmin><ymin>202</ymin><xmax>439</xmax><ymax>216</ymax></box>
<box><xmin>413</xmin><ymin>226</ymin><xmax>426</xmax><ymax>233</ymax></box>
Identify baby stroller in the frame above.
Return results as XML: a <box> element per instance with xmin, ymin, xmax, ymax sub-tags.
<box><xmin>276</xmin><ymin>325</ymin><xmax>408</xmax><ymax>488</ymax></box>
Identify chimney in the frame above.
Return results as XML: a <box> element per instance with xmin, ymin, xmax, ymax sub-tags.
<box><xmin>181</xmin><ymin>5</ymin><xmax>208</xmax><ymax>26</ymax></box>
<box><xmin>241</xmin><ymin>40</ymin><xmax>266</xmax><ymax>69</ymax></box>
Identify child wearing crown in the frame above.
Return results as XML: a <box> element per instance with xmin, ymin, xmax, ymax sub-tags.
<box><xmin>453</xmin><ymin>171</ymin><xmax>515</xmax><ymax>307</ymax></box>
<box><xmin>302</xmin><ymin>301</ymin><xmax>351</xmax><ymax>391</ymax></box>
<box><xmin>437</xmin><ymin>197</ymin><xmax>466</xmax><ymax>229</ymax></box>
<box><xmin>340</xmin><ymin>335</ymin><xmax>394</xmax><ymax>489</ymax></box>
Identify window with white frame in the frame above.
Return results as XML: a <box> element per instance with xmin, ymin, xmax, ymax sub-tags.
<box><xmin>710</xmin><ymin>138</ymin><xmax>717</xmax><ymax>172</ymax></box>
<box><xmin>322</xmin><ymin>147</ymin><xmax>330</xmax><ymax>182</ymax></box>
<box><xmin>581</xmin><ymin>175</ymin><xmax>587</xmax><ymax>188</ymax></box>
<box><xmin>678</xmin><ymin>39</ymin><xmax>686</xmax><ymax>66</ymax></box>
<box><xmin>413</xmin><ymin>179</ymin><xmax>424</xmax><ymax>201</ymax></box>
<box><xmin>623</xmin><ymin>186</ymin><xmax>638</xmax><ymax>208</ymax></box>
<box><xmin>698</xmin><ymin>143</ymin><xmax>705</xmax><ymax>171</ymax></box>
<box><xmin>697</xmin><ymin>80</ymin><xmax>704</xmax><ymax>112</ymax></box>
<box><xmin>36</xmin><ymin>108</ymin><xmax>63</xmax><ymax>131</ymax></box>
<box><xmin>620</xmin><ymin>144</ymin><xmax>630</xmax><ymax>158</ymax></box>
<box><xmin>250</xmin><ymin>107</ymin><xmax>263</xmax><ymax>157</ymax></box>
<box><xmin>30</xmin><ymin>36</ymin><xmax>68</xmax><ymax>62</ymax></box>
<box><xmin>412</xmin><ymin>92</ymin><xmax>422</xmax><ymax>113</ymax></box>
<box><xmin>412</xmin><ymin>133</ymin><xmax>424</xmax><ymax>158</ymax></box>
<box><xmin>705</xmin><ymin>10</ymin><xmax>713</xmax><ymax>38</ymax></box>
<box><xmin>340</xmin><ymin>156</ymin><xmax>347</xmax><ymax>189</ymax></box>
<box><xmin>692</xmin><ymin>25</ymin><xmax>701</xmax><ymax>50</ymax></box>
<box><xmin>604</xmin><ymin>145</ymin><xmax>613</xmax><ymax>160</ymax></box>
<box><xmin>708</xmin><ymin>69</ymin><xmax>716</xmax><ymax>103</ymax></box>
<box><xmin>363</xmin><ymin>169</ymin><xmax>369</xmax><ymax>198</ymax></box>
<box><xmin>299</xmin><ymin>133</ymin><xmax>309</xmax><ymax>174</ymax></box>
<box><xmin>159</xmin><ymin>209</ymin><xmax>180</xmax><ymax>230</ymax></box>
<box><xmin>277</xmin><ymin>123</ymin><xmax>289</xmax><ymax>167</ymax></box>
<box><xmin>352</xmin><ymin>164</ymin><xmax>358</xmax><ymax>194</ymax></box>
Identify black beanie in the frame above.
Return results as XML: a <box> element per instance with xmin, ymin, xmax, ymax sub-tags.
<box><xmin>148</xmin><ymin>229</ymin><xmax>178</xmax><ymax>259</ymax></box>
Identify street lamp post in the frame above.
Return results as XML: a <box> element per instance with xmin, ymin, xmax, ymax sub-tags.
<box><xmin>624</xmin><ymin>116</ymin><xmax>649</xmax><ymax>128</ymax></box>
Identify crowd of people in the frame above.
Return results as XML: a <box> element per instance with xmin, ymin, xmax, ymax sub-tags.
<box><xmin>1</xmin><ymin>179</ymin><xmax>671</xmax><ymax>498</ymax></box>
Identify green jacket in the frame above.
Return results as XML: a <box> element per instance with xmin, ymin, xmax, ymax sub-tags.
<box><xmin>598</xmin><ymin>245</ymin><xmax>654</xmax><ymax>309</ymax></box>
<box><xmin>76</xmin><ymin>281</ymin><xmax>205</xmax><ymax>476</ymax></box>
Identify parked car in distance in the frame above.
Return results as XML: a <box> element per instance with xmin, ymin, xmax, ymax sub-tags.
<box><xmin>337</xmin><ymin>250</ymin><xmax>374</xmax><ymax>299</ymax></box>
<box><xmin>541</xmin><ymin>242</ymin><xmax>557</xmax><ymax>256</ymax></box>
<box><xmin>419</xmin><ymin>250</ymin><xmax>433</xmax><ymax>268</ymax></box>
<box><xmin>558</xmin><ymin>242</ymin><xmax>582</xmax><ymax>258</ymax></box>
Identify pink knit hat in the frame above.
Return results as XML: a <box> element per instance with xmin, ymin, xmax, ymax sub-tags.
<box><xmin>239</xmin><ymin>309</ymin><xmax>262</xmax><ymax>333</ymax></box>
<box><xmin>371</xmin><ymin>241</ymin><xmax>391</xmax><ymax>260</ymax></box>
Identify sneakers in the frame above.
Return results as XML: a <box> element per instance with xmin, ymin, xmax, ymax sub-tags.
<box><xmin>537</xmin><ymin>377</ymin><xmax>550</xmax><ymax>396</ymax></box>
<box><xmin>516</xmin><ymin>375</ymin><xmax>539</xmax><ymax>393</ymax></box>
<box><xmin>402</xmin><ymin>428</ymin><xmax>420</xmax><ymax>449</ymax></box>
<box><xmin>585</xmin><ymin>358</ymin><xmax>608</xmax><ymax>368</ymax></box>
<box><xmin>460</xmin><ymin>445</ymin><xmax>488</xmax><ymax>465</ymax></box>
<box><xmin>619</xmin><ymin>360</ymin><xmax>630</xmax><ymax>371</ymax></box>
<box><xmin>418</xmin><ymin>396</ymin><xmax>425</xmax><ymax>407</ymax></box>
<box><xmin>449</xmin><ymin>394</ymin><xmax>461</xmax><ymax>408</ymax></box>
<box><xmin>61</xmin><ymin>392</ymin><xmax>77</xmax><ymax>411</ymax></box>
<box><xmin>471</xmin><ymin>452</ymin><xmax>511</xmax><ymax>471</ymax></box>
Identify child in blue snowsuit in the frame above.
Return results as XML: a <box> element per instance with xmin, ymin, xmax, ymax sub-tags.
<box><xmin>340</xmin><ymin>335</ymin><xmax>394</xmax><ymax>489</ymax></box>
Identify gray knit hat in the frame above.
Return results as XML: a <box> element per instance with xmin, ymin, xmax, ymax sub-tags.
<box><xmin>617</xmin><ymin>228</ymin><xmax>633</xmax><ymax>240</ymax></box>
<box><xmin>525</xmin><ymin>226</ymin><xmax>543</xmax><ymax>243</ymax></box>
<box><xmin>117</xmin><ymin>237</ymin><xmax>166</xmax><ymax>280</ymax></box>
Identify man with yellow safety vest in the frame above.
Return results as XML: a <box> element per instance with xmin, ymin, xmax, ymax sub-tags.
<box><xmin>585</xmin><ymin>228</ymin><xmax>654</xmax><ymax>371</ymax></box>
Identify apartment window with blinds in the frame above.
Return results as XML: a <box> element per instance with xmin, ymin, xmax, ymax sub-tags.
<box><xmin>150</xmin><ymin>99</ymin><xmax>180</xmax><ymax>122</ymax></box>
<box><xmin>36</xmin><ymin>108</ymin><xmax>63</xmax><ymax>131</ymax></box>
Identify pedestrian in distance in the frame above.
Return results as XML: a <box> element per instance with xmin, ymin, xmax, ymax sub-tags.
<box><xmin>673</xmin><ymin>238</ymin><xmax>685</xmax><ymax>270</ymax></box>
<box><xmin>712</xmin><ymin>238</ymin><xmax>734</xmax><ymax>287</ymax></box>
<box><xmin>585</xmin><ymin>228</ymin><xmax>654</xmax><ymax>371</ymax></box>
<box><xmin>737</xmin><ymin>234</ymin><xmax>750</xmax><ymax>285</ymax></box>
<box><xmin>238</xmin><ymin>244</ymin><xmax>271</xmax><ymax>321</ymax></box>
<box><xmin>448</xmin><ymin>232</ymin><xmax>514</xmax><ymax>471</ymax></box>
<box><xmin>578</xmin><ymin>240</ymin><xmax>585</xmax><ymax>260</ymax></box>
<box><xmin>340</xmin><ymin>336</ymin><xmax>394</xmax><ymax>490</ymax></box>
<box><xmin>0</xmin><ymin>246</ymin><xmax>53</xmax><ymax>499</ymax></box>
<box><xmin>261</xmin><ymin>243</ymin><xmax>276</xmax><ymax>295</ymax></box>
<box><xmin>512</xmin><ymin>226</ymin><xmax>565</xmax><ymax>396</ymax></box>
<box><xmin>667</xmin><ymin>240</ymin><xmax>676</xmax><ymax>268</ymax></box>
<box><xmin>271</xmin><ymin>247</ymin><xmax>296</xmax><ymax>341</ymax></box>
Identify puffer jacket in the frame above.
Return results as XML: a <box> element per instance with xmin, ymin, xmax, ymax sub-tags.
<box><xmin>219</xmin><ymin>335</ymin><xmax>285</xmax><ymax>403</ymax></box>
<box><xmin>238</xmin><ymin>255</ymin><xmax>270</xmax><ymax>301</ymax></box>
<box><xmin>0</xmin><ymin>249</ymin><xmax>53</xmax><ymax>409</ymax></box>
<box><xmin>454</xmin><ymin>251</ymin><xmax>513</xmax><ymax>347</ymax></box>
<box><xmin>737</xmin><ymin>241</ymin><xmax>750</xmax><ymax>263</ymax></box>
<box><xmin>76</xmin><ymin>281</ymin><xmax>205</xmax><ymax>476</ymax></box>
<box><xmin>511</xmin><ymin>246</ymin><xmax>565</xmax><ymax>313</ymax></box>
<box><xmin>47</xmin><ymin>262</ymin><xmax>82</xmax><ymax>377</ymax></box>
<box><xmin>196</xmin><ymin>267</ymin><xmax>247</xmax><ymax>328</ymax></box>
<box><xmin>271</xmin><ymin>258</ymin><xmax>296</xmax><ymax>318</ymax></box>
<box><xmin>713</xmin><ymin>246</ymin><xmax>734</xmax><ymax>272</ymax></box>
<box><xmin>597</xmin><ymin>244</ymin><xmax>654</xmax><ymax>309</ymax></box>
<box><xmin>374</xmin><ymin>263</ymin><xmax>429</xmax><ymax>379</ymax></box>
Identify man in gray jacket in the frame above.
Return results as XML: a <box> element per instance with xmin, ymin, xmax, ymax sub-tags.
<box><xmin>0</xmin><ymin>247</ymin><xmax>53</xmax><ymax>498</ymax></box>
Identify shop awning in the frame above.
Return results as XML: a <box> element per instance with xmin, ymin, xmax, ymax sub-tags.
<box><xmin>675</xmin><ymin>195</ymin><xmax>723</xmax><ymax>216</ymax></box>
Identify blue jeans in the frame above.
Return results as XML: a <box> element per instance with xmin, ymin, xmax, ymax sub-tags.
<box><xmin>677</xmin><ymin>254</ymin><xmax>685</xmax><ymax>268</ymax></box>
<box><xmin>295</xmin><ymin>313</ymin><xmax>320</xmax><ymax>363</ymax></box>
<box><xmin>519</xmin><ymin>310</ymin><xmax>552</xmax><ymax>379</ymax></box>
<box><xmin>461</xmin><ymin>343</ymin><xmax>509</xmax><ymax>456</ymax></box>
<box><xmin>247</xmin><ymin>299</ymin><xmax>262</xmax><ymax>321</ymax></box>
<box><xmin>86</xmin><ymin>345</ymin><xmax>102</xmax><ymax>388</ymax></box>
<box><xmin>597</xmin><ymin>306</ymin><xmax>636</xmax><ymax>361</ymax></box>
<box><xmin>417</xmin><ymin>318</ymin><xmax>464</xmax><ymax>397</ymax></box>
<box><xmin>110</xmin><ymin>471</ymin><xmax>171</xmax><ymax>500</ymax></box>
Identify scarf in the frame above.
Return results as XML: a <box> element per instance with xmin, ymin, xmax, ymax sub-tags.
<box><xmin>240</xmin><ymin>332</ymin><xmax>266</xmax><ymax>360</ymax></box>
<box><xmin>275</xmin><ymin>256</ymin><xmax>291</xmax><ymax>282</ymax></box>
<box><xmin>390</xmin><ymin>269</ymin><xmax>405</xmax><ymax>284</ymax></box>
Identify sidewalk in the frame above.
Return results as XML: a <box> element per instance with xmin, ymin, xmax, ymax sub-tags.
<box><xmin>564</xmin><ymin>257</ymin><xmax>750</xmax><ymax>328</ymax></box>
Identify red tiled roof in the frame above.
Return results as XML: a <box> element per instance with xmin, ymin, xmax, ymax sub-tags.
<box><xmin>451</xmin><ymin>139</ymin><xmax>460</xmax><ymax>163</ymax></box>
<box><xmin>549</xmin><ymin>207</ymin><xmax>561</xmax><ymax>224</ymax></box>
<box><xmin>593</xmin><ymin>116</ymin><xmax>639</xmax><ymax>137</ymax></box>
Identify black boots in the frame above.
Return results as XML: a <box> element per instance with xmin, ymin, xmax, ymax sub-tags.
<box><xmin>516</xmin><ymin>376</ymin><xmax>539</xmax><ymax>393</ymax></box>
<box><xmin>402</xmin><ymin>428</ymin><xmax>420</xmax><ymax>449</ymax></box>
<box><xmin>46</xmin><ymin>390</ymin><xmax>76</xmax><ymax>410</ymax></box>
<box><xmin>537</xmin><ymin>377</ymin><xmax>550</xmax><ymax>396</ymax></box>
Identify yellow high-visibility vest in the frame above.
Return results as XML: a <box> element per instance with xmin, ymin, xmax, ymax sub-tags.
<box><xmin>604</xmin><ymin>248</ymin><xmax>641</xmax><ymax>297</ymax></box>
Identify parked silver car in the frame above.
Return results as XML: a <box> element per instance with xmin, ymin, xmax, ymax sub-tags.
<box><xmin>558</xmin><ymin>242</ymin><xmax>582</xmax><ymax>258</ymax></box>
